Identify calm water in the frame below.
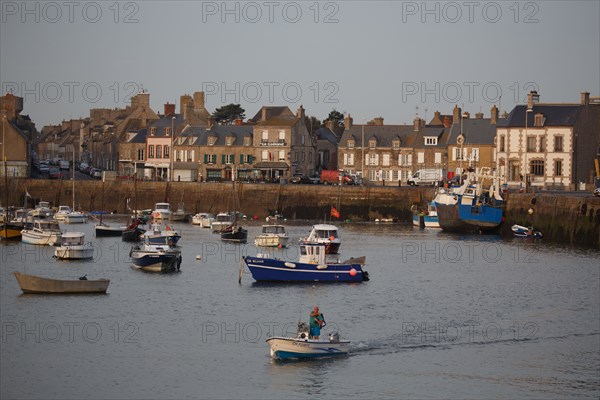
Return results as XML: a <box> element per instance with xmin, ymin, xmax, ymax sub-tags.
<box><xmin>1</xmin><ymin>220</ymin><xmax>599</xmax><ymax>399</ymax></box>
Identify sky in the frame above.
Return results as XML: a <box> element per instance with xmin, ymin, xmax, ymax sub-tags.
<box><xmin>1</xmin><ymin>0</ymin><xmax>599</xmax><ymax>128</ymax></box>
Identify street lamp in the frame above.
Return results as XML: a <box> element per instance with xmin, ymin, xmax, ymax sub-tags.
<box><xmin>170</xmin><ymin>116</ymin><xmax>175</xmax><ymax>181</ymax></box>
<box><xmin>361</xmin><ymin>118</ymin><xmax>365</xmax><ymax>181</ymax></box>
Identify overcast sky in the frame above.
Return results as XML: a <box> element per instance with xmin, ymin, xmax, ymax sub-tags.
<box><xmin>1</xmin><ymin>0</ymin><xmax>598</xmax><ymax>128</ymax></box>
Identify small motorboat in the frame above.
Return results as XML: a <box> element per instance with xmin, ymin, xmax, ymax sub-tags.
<box><xmin>192</xmin><ymin>212</ymin><xmax>214</xmax><ymax>227</ymax></box>
<box><xmin>171</xmin><ymin>203</ymin><xmax>189</xmax><ymax>222</ymax></box>
<box><xmin>255</xmin><ymin>224</ymin><xmax>289</xmax><ymax>247</ymax></box>
<box><xmin>64</xmin><ymin>211</ymin><xmax>88</xmax><ymax>224</ymax></box>
<box><xmin>266</xmin><ymin>321</ymin><xmax>350</xmax><ymax>360</ymax></box>
<box><xmin>13</xmin><ymin>271</ymin><xmax>109</xmax><ymax>294</ymax></box>
<box><xmin>220</xmin><ymin>224</ymin><xmax>247</xmax><ymax>243</ymax></box>
<box><xmin>95</xmin><ymin>222</ymin><xmax>124</xmax><ymax>237</ymax></box>
<box><xmin>1</xmin><ymin>223</ymin><xmax>23</xmax><ymax>240</ymax></box>
<box><xmin>54</xmin><ymin>205</ymin><xmax>72</xmax><ymax>221</ymax></box>
<box><xmin>21</xmin><ymin>219</ymin><xmax>63</xmax><ymax>246</ymax></box>
<box><xmin>29</xmin><ymin>201</ymin><xmax>54</xmax><ymax>219</ymax></box>
<box><xmin>211</xmin><ymin>212</ymin><xmax>233</xmax><ymax>232</ymax></box>
<box><xmin>151</xmin><ymin>202</ymin><xmax>171</xmax><ymax>221</ymax></box>
<box><xmin>300</xmin><ymin>224</ymin><xmax>341</xmax><ymax>254</ymax></box>
<box><xmin>242</xmin><ymin>243</ymin><xmax>368</xmax><ymax>283</ymax></box>
<box><xmin>54</xmin><ymin>232</ymin><xmax>94</xmax><ymax>259</ymax></box>
<box><xmin>511</xmin><ymin>224</ymin><xmax>542</xmax><ymax>239</ymax></box>
<box><xmin>412</xmin><ymin>202</ymin><xmax>440</xmax><ymax>228</ymax></box>
<box><xmin>130</xmin><ymin>230</ymin><xmax>182</xmax><ymax>273</ymax></box>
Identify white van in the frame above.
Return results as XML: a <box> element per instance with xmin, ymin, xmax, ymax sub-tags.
<box><xmin>59</xmin><ymin>160</ymin><xmax>70</xmax><ymax>170</ymax></box>
<box><xmin>407</xmin><ymin>169</ymin><xmax>444</xmax><ymax>186</ymax></box>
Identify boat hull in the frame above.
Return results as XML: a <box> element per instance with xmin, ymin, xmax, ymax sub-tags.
<box><xmin>95</xmin><ymin>225</ymin><xmax>124</xmax><ymax>237</ymax></box>
<box><xmin>21</xmin><ymin>231</ymin><xmax>62</xmax><ymax>246</ymax></box>
<box><xmin>412</xmin><ymin>214</ymin><xmax>440</xmax><ymax>228</ymax></box>
<box><xmin>1</xmin><ymin>224</ymin><xmax>23</xmax><ymax>240</ymax></box>
<box><xmin>243</xmin><ymin>257</ymin><xmax>367</xmax><ymax>282</ymax></box>
<box><xmin>266</xmin><ymin>337</ymin><xmax>350</xmax><ymax>359</ymax></box>
<box><xmin>64</xmin><ymin>213</ymin><xmax>88</xmax><ymax>224</ymax></box>
<box><xmin>221</xmin><ymin>227</ymin><xmax>248</xmax><ymax>243</ymax></box>
<box><xmin>54</xmin><ymin>246</ymin><xmax>94</xmax><ymax>260</ymax></box>
<box><xmin>255</xmin><ymin>235</ymin><xmax>289</xmax><ymax>247</ymax></box>
<box><xmin>13</xmin><ymin>272</ymin><xmax>109</xmax><ymax>294</ymax></box>
<box><xmin>122</xmin><ymin>228</ymin><xmax>145</xmax><ymax>242</ymax></box>
<box><xmin>130</xmin><ymin>249</ymin><xmax>181</xmax><ymax>273</ymax></box>
<box><xmin>511</xmin><ymin>224</ymin><xmax>543</xmax><ymax>239</ymax></box>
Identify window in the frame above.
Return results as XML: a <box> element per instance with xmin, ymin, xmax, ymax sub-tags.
<box><xmin>369</xmin><ymin>140</ymin><xmax>376</xmax><ymax>149</ymax></box>
<box><xmin>392</xmin><ymin>140</ymin><xmax>400</xmax><ymax>150</ymax></box>
<box><xmin>347</xmin><ymin>140</ymin><xmax>354</xmax><ymax>149</ymax></box>
<box><xmin>175</xmin><ymin>150</ymin><xmax>180</xmax><ymax>161</ymax></box>
<box><xmin>137</xmin><ymin>149</ymin><xmax>145</xmax><ymax>161</ymax></box>
<box><xmin>190</xmin><ymin>150</ymin><xmax>195</xmax><ymax>162</ymax></box>
<box><xmin>150</xmin><ymin>127</ymin><xmax>156</xmax><ymax>136</ymax></box>
<box><xmin>530</xmin><ymin>160</ymin><xmax>544</xmax><ymax>176</ymax></box>
<box><xmin>208</xmin><ymin>136</ymin><xmax>216</xmax><ymax>146</ymax></box>
<box><xmin>534</xmin><ymin>113</ymin><xmax>545</xmax><ymax>127</ymax></box>
<box><xmin>392</xmin><ymin>170</ymin><xmax>399</xmax><ymax>181</ymax></box>
<box><xmin>164</xmin><ymin>145</ymin><xmax>169</xmax><ymax>158</ymax></box>
<box><xmin>417</xmin><ymin>152</ymin><xmax>424</xmax><ymax>164</ymax></box>
<box><xmin>262</xmin><ymin>131</ymin><xmax>268</xmax><ymax>141</ymax></box>
<box><xmin>182</xmin><ymin>150</ymin><xmax>187</xmax><ymax>162</ymax></box>
<box><xmin>425</xmin><ymin>137</ymin><xmax>437</xmax><ymax>145</ymax></box>
<box><xmin>278</xmin><ymin>150</ymin><xmax>285</xmax><ymax>161</ymax></box>
<box><xmin>225</xmin><ymin>154</ymin><xmax>234</xmax><ymax>164</ymax></box>
<box><xmin>382</xmin><ymin>153</ymin><xmax>390</xmax><ymax>166</ymax></box>
<box><xmin>539</xmin><ymin>137</ymin><xmax>545</xmax><ymax>152</ymax></box>
<box><xmin>343</xmin><ymin>153</ymin><xmax>354</xmax><ymax>166</ymax></box>
<box><xmin>527</xmin><ymin>137</ymin><xmax>536</xmax><ymax>152</ymax></box>
<box><xmin>554</xmin><ymin>136</ymin><xmax>563</xmax><ymax>152</ymax></box>
<box><xmin>434</xmin><ymin>152</ymin><xmax>441</xmax><ymax>164</ymax></box>
<box><xmin>244</xmin><ymin>137</ymin><xmax>251</xmax><ymax>146</ymax></box>
<box><xmin>165</xmin><ymin>127</ymin><xmax>171</xmax><ymax>136</ymax></box>
<box><xmin>399</xmin><ymin>153</ymin><xmax>412</xmax><ymax>165</ymax></box>
<box><xmin>499</xmin><ymin>135</ymin><xmax>505</xmax><ymax>152</ymax></box>
<box><xmin>262</xmin><ymin>150</ymin><xmax>269</xmax><ymax>161</ymax></box>
<box><xmin>369</xmin><ymin>153</ymin><xmax>378</xmax><ymax>166</ymax></box>
<box><xmin>278</xmin><ymin>130</ymin><xmax>285</xmax><ymax>142</ymax></box>
<box><xmin>156</xmin><ymin>145</ymin><xmax>162</xmax><ymax>159</ymax></box>
<box><xmin>554</xmin><ymin>160</ymin><xmax>562</xmax><ymax>176</ymax></box>
<box><xmin>148</xmin><ymin>145</ymin><xmax>154</xmax><ymax>158</ymax></box>
<box><xmin>454</xmin><ymin>148</ymin><xmax>465</xmax><ymax>161</ymax></box>
<box><xmin>382</xmin><ymin>170</ymin><xmax>390</xmax><ymax>181</ymax></box>
<box><xmin>226</xmin><ymin>137</ymin><xmax>234</xmax><ymax>146</ymax></box>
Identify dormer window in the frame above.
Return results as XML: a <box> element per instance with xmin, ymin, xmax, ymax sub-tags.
<box><xmin>369</xmin><ymin>139</ymin><xmax>376</xmax><ymax>149</ymax></box>
<box><xmin>244</xmin><ymin>137</ymin><xmax>251</xmax><ymax>146</ymax></box>
<box><xmin>392</xmin><ymin>140</ymin><xmax>400</xmax><ymax>150</ymax></box>
<box><xmin>226</xmin><ymin>136</ymin><xmax>234</xmax><ymax>146</ymax></box>
<box><xmin>150</xmin><ymin>127</ymin><xmax>156</xmax><ymax>136</ymax></box>
<box><xmin>208</xmin><ymin>136</ymin><xmax>216</xmax><ymax>146</ymax></box>
<box><xmin>534</xmin><ymin>113</ymin><xmax>545</xmax><ymax>127</ymax></box>
<box><xmin>347</xmin><ymin>140</ymin><xmax>354</xmax><ymax>149</ymax></box>
<box><xmin>165</xmin><ymin>127</ymin><xmax>171</xmax><ymax>136</ymax></box>
<box><xmin>425</xmin><ymin>137</ymin><xmax>437</xmax><ymax>146</ymax></box>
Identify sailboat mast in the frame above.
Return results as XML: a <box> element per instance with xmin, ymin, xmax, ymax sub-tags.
<box><xmin>3</xmin><ymin>156</ymin><xmax>8</xmax><ymax>238</ymax></box>
<box><xmin>72</xmin><ymin>145</ymin><xmax>75</xmax><ymax>211</ymax></box>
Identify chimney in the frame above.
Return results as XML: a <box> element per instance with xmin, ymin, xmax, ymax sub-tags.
<box><xmin>581</xmin><ymin>91</ymin><xmax>590</xmax><ymax>106</ymax></box>
<box><xmin>373</xmin><ymin>117</ymin><xmax>384</xmax><ymax>126</ymax></box>
<box><xmin>207</xmin><ymin>117</ymin><xmax>213</xmax><ymax>129</ymax></box>
<box><xmin>344</xmin><ymin>114</ymin><xmax>353</xmax><ymax>129</ymax></box>
<box><xmin>442</xmin><ymin>116</ymin><xmax>452</xmax><ymax>128</ymax></box>
<box><xmin>325</xmin><ymin>120</ymin><xmax>335</xmax><ymax>132</ymax></box>
<box><xmin>413</xmin><ymin>117</ymin><xmax>421</xmax><ymax>132</ymax></box>
<box><xmin>164</xmin><ymin>102</ymin><xmax>175</xmax><ymax>117</ymax></box>
<box><xmin>462</xmin><ymin>112</ymin><xmax>470</xmax><ymax>119</ymax></box>
<box><xmin>475</xmin><ymin>112</ymin><xmax>484</xmax><ymax>119</ymax></box>
<box><xmin>234</xmin><ymin>118</ymin><xmax>243</xmax><ymax>126</ymax></box>
<box><xmin>180</xmin><ymin>95</ymin><xmax>193</xmax><ymax>117</ymax></box>
<box><xmin>453</xmin><ymin>105</ymin><xmax>461</xmax><ymax>122</ymax></box>
<box><xmin>193</xmin><ymin>92</ymin><xmax>205</xmax><ymax>113</ymax></box>
<box><xmin>490</xmin><ymin>105</ymin><xmax>499</xmax><ymax>125</ymax></box>
<box><xmin>296</xmin><ymin>105</ymin><xmax>305</xmax><ymax>119</ymax></box>
<box><xmin>261</xmin><ymin>107</ymin><xmax>269</xmax><ymax>122</ymax></box>
<box><xmin>527</xmin><ymin>90</ymin><xmax>540</xmax><ymax>109</ymax></box>
<box><xmin>183</xmin><ymin>102</ymin><xmax>194</xmax><ymax>122</ymax></box>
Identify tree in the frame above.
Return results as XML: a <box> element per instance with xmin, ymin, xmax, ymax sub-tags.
<box><xmin>212</xmin><ymin>104</ymin><xmax>246</xmax><ymax>125</ymax></box>
<box><xmin>304</xmin><ymin>115</ymin><xmax>322</xmax><ymax>135</ymax></box>
<box><xmin>324</xmin><ymin>109</ymin><xmax>345</xmax><ymax>136</ymax></box>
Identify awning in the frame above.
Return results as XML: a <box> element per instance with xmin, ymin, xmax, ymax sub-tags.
<box><xmin>253</xmin><ymin>162</ymin><xmax>289</xmax><ymax>170</ymax></box>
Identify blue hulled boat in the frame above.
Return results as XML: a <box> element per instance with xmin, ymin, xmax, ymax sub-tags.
<box><xmin>130</xmin><ymin>228</ymin><xmax>182</xmax><ymax>273</ymax></box>
<box><xmin>412</xmin><ymin>201</ymin><xmax>440</xmax><ymax>228</ymax></box>
<box><xmin>242</xmin><ymin>243</ymin><xmax>368</xmax><ymax>283</ymax></box>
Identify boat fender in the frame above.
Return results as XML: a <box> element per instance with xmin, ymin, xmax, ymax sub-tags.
<box><xmin>284</xmin><ymin>262</ymin><xmax>296</xmax><ymax>268</ymax></box>
<box><xmin>316</xmin><ymin>264</ymin><xmax>328</xmax><ymax>270</ymax></box>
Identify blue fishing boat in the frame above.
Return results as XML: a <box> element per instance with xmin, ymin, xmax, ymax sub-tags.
<box><xmin>412</xmin><ymin>201</ymin><xmax>440</xmax><ymax>228</ymax></box>
<box><xmin>242</xmin><ymin>243</ymin><xmax>368</xmax><ymax>283</ymax></box>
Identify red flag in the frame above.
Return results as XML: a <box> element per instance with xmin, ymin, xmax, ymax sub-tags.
<box><xmin>330</xmin><ymin>206</ymin><xmax>340</xmax><ymax>219</ymax></box>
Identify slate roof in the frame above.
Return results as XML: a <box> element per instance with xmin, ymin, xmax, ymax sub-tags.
<box><xmin>128</xmin><ymin>129</ymin><xmax>148</xmax><ymax>144</ymax></box>
<box><xmin>446</xmin><ymin>118</ymin><xmax>497</xmax><ymax>145</ymax></box>
<box><xmin>340</xmin><ymin>124</ymin><xmax>446</xmax><ymax>148</ymax></box>
<box><xmin>315</xmin><ymin>127</ymin><xmax>339</xmax><ymax>145</ymax></box>
<box><xmin>249</xmin><ymin>106</ymin><xmax>294</xmax><ymax>122</ymax></box>
<box><xmin>498</xmin><ymin>104</ymin><xmax>582</xmax><ymax>127</ymax></box>
<box><xmin>148</xmin><ymin>113</ymin><xmax>185</xmax><ymax>136</ymax></box>
<box><xmin>178</xmin><ymin>124</ymin><xmax>253</xmax><ymax>146</ymax></box>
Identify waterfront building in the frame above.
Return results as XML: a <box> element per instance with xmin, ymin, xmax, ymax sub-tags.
<box><xmin>0</xmin><ymin>93</ymin><xmax>38</xmax><ymax>177</ymax></box>
<box><xmin>496</xmin><ymin>91</ymin><xmax>600</xmax><ymax>190</ymax></box>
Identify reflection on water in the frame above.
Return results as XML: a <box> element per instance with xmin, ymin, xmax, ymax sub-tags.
<box><xmin>1</xmin><ymin>219</ymin><xmax>599</xmax><ymax>399</ymax></box>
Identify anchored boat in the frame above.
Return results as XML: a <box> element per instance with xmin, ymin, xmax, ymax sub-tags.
<box><xmin>242</xmin><ymin>243</ymin><xmax>368</xmax><ymax>283</ymax></box>
<box><xmin>130</xmin><ymin>228</ymin><xmax>182</xmax><ymax>273</ymax></box>
<box><xmin>301</xmin><ymin>224</ymin><xmax>341</xmax><ymax>254</ymax></box>
<box><xmin>54</xmin><ymin>232</ymin><xmax>94</xmax><ymax>259</ymax></box>
<box><xmin>511</xmin><ymin>224</ymin><xmax>543</xmax><ymax>239</ymax></box>
<box><xmin>21</xmin><ymin>219</ymin><xmax>62</xmax><ymax>246</ymax></box>
<box><xmin>13</xmin><ymin>272</ymin><xmax>109</xmax><ymax>294</ymax></box>
<box><xmin>255</xmin><ymin>224</ymin><xmax>289</xmax><ymax>247</ymax></box>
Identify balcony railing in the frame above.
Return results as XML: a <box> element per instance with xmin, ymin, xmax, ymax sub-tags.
<box><xmin>260</xmin><ymin>140</ymin><xmax>287</xmax><ymax>146</ymax></box>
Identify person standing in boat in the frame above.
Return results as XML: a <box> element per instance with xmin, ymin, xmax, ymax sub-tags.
<box><xmin>309</xmin><ymin>306</ymin><xmax>325</xmax><ymax>339</ymax></box>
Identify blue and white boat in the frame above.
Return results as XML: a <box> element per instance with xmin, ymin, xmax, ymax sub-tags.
<box><xmin>511</xmin><ymin>224</ymin><xmax>543</xmax><ymax>239</ymax></box>
<box><xmin>130</xmin><ymin>229</ymin><xmax>181</xmax><ymax>273</ymax></box>
<box><xmin>266</xmin><ymin>322</ymin><xmax>350</xmax><ymax>360</ymax></box>
<box><xmin>242</xmin><ymin>243</ymin><xmax>368</xmax><ymax>283</ymax></box>
<box><xmin>412</xmin><ymin>201</ymin><xmax>440</xmax><ymax>228</ymax></box>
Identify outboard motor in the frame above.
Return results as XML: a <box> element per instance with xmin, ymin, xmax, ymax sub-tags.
<box><xmin>296</xmin><ymin>322</ymin><xmax>309</xmax><ymax>340</ymax></box>
<box><xmin>328</xmin><ymin>332</ymin><xmax>340</xmax><ymax>342</ymax></box>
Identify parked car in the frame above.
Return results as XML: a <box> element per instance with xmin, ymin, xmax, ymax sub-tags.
<box><xmin>49</xmin><ymin>168</ymin><xmax>64</xmax><ymax>179</ymax></box>
<box><xmin>594</xmin><ymin>187</ymin><xmax>600</xmax><ymax>197</ymax></box>
<box><xmin>79</xmin><ymin>162</ymin><xmax>88</xmax><ymax>172</ymax></box>
<box><xmin>290</xmin><ymin>174</ymin><xmax>310</xmax><ymax>184</ymax></box>
<box><xmin>59</xmin><ymin>160</ymin><xmax>70</xmax><ymax>170</ymax></box>
<box><xmin>38</xmin><ymin>162</ymin><xmax>50</xmax><ymax>173</ymax></box>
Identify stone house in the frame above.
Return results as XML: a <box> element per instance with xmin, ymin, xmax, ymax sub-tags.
<box><xmin>0</xmin><ymin>93</ymin><xmax>37</xmax><ymax>177</ymax></box>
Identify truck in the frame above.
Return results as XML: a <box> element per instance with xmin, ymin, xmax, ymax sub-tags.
<box><xmin>407</xmin><ymin>168</ymin><xmax>444</xmax><ymax>186</ymax></box>
<box><xmin>320</xmin><ymin>170</ymin><xmax>354</xmax><ymax>185</ymax></box>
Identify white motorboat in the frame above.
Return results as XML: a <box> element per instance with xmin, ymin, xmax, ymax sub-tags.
<box><xmin>266</xmin><ymin>322</ymin><xmax>350</xmax><ymax>360</ymax></box>
<box><xmin>54</xmin><ymin>206</ymin><xmax>72</xmax><ymax>221</ymax></box>
<box><xmin>29</xmin><ymin>201</ymin><xmax>54</xmax><ymax>218</ymax></box>
<box><xmin>192</xmin><ymin>212</ymin><xmax>214</xmax><ymax>227</ymax></box>
<box><xmin>21</xmin><ymin>219</ymin><xmax>63</xmax><ymax>246</ymax></box>
<box><xmin>301</xmin><ymin>224</ymin><xmax>341</xmax><ymax>254</ymax></box>
<box><xmin>130</xmin><ymin>229</ymin><xmax>181</xmax><ymax>273</ymax></box>
<box><xmin>255</xmin><ymin>225</ymin><xmax>289</xmax><ymax>247</ymax></box>
<box><xmin>64</xmin><ymin>211</ymin><xmax>88</xmax><ymax>224</ymax></box>
<box><xmin>151</xmin><ymin>202</ymin><xmax>171</xmax><ymax>221</ymax></box>
<box><xmin>54</xmin><ymin>232</ymin><xmax>94</xmax><ymax>259</ymax></box>
<box><xmin>211</xmin><ymin>212</ymin><xmax>233</xmax><ymax>232</ymax></box>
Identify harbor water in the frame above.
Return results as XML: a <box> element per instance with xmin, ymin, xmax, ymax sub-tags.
<box><xmin>1</xmin><ymin>220</ymin><xmax>599</xmax><ymax>399</ymax></box>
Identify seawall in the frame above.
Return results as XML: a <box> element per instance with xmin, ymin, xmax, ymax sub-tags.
<box><xmin>3</xmin><ymin>179</ymin><xmax>600</xmax><ymax>247</ymax></box>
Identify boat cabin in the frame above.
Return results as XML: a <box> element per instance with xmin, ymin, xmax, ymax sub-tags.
<box><xmin>299</xmin><ymin>244</ymin><xmax>338</xmax><ymax>265</ymax></box>
<box><xmin>261</xmin><ymin>225</ymin><xmax>286</xmax><ymax>235</ymax></box>
<box><xmin>60</xmin><ymin>232</ymin><xmax>85</xmax><ymax>246</ymax></box>
<box><xmin>154</xmin><ymin>203</ymin><xmax>171</xmax><ymax>212</ymax></box>
<box><xmin>215</xmin><ymin>213</ymin><xmax>233</xmax><ymax>222</ymax></box>
<box><xmin>33</xmin><ymin>220</ymin><xmax>61</xmax><ymax>232</ymax></box>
